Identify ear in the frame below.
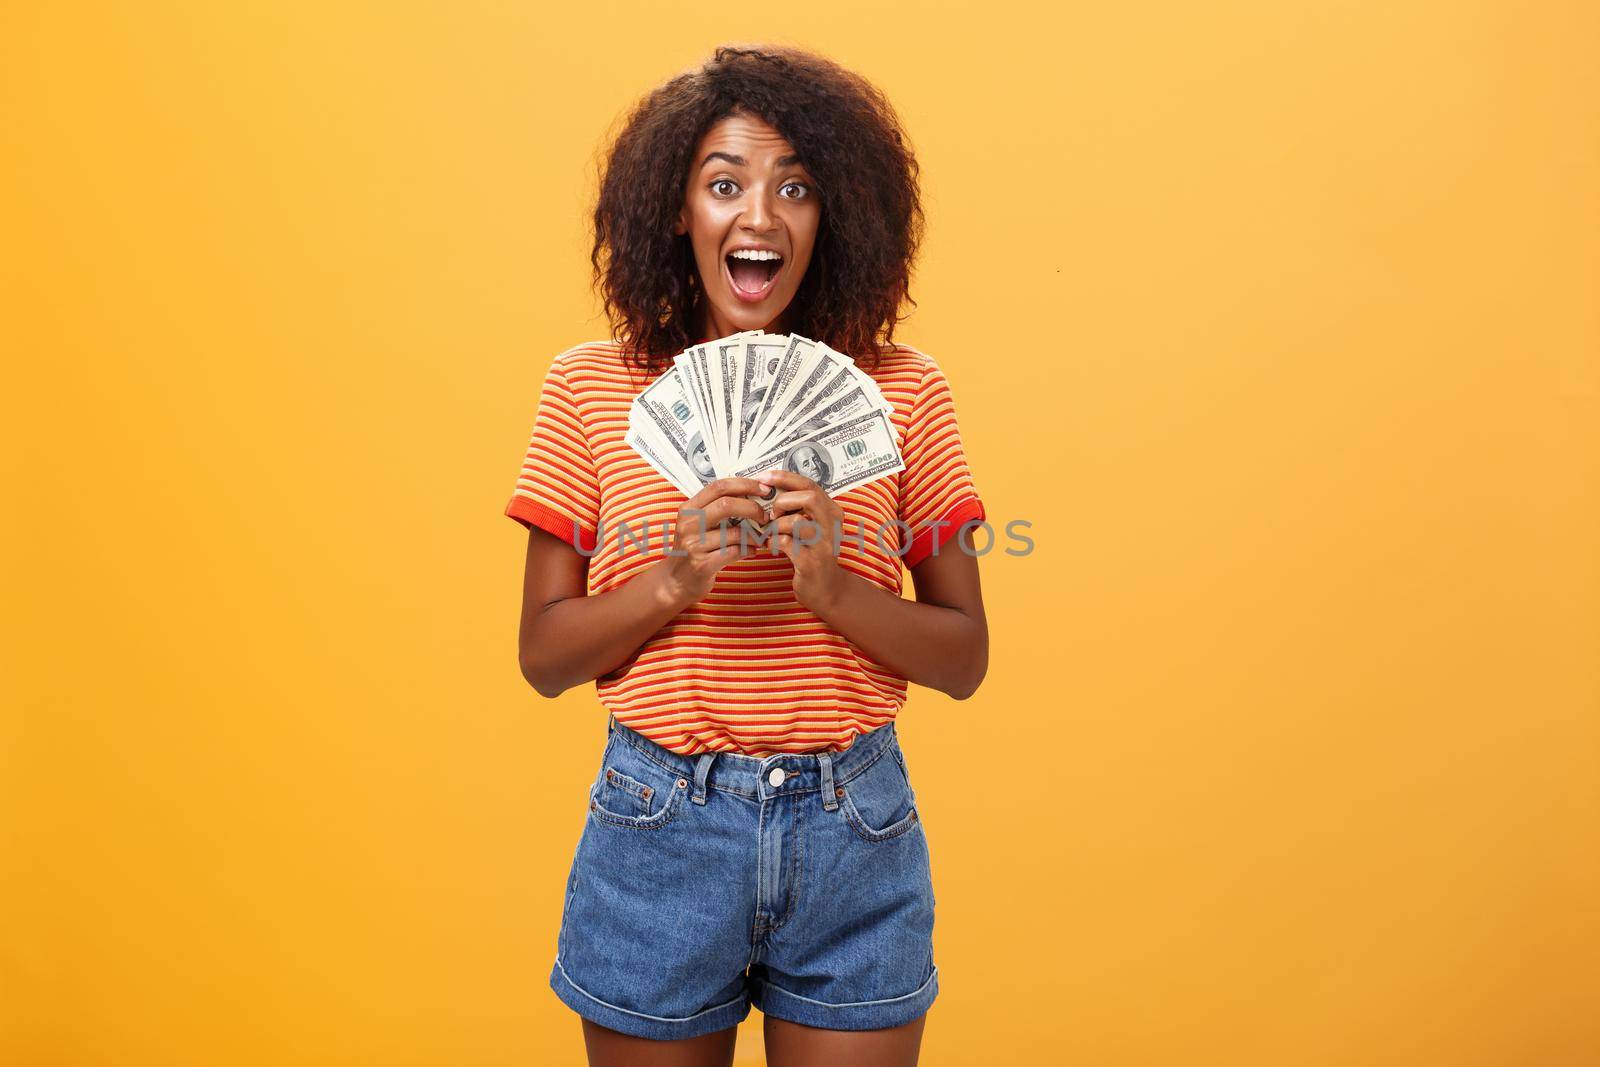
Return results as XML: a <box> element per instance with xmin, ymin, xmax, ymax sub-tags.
<box><xmin>673</xmin><ymin>203</ymin><xmax>688</xmax><ymax>236</ymax></box>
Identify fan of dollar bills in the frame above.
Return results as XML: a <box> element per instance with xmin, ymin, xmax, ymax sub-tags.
<box><xmin>626</xmin><ymin>331</ymin><xmax>904</xmax><ymax>522</ymax></box>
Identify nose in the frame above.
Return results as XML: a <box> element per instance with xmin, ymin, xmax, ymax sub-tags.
<box><xmin>740</xmin><ymin>186</ymin><xmax>780</xmax><ymax>233</ymax></box>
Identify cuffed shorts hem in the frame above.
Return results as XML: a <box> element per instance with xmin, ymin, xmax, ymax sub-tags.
<box><xmin>549</xmin><ymin>956</ymin><xmax>752</xmax><ymax>1041</ymax></box>
<box><xmin>751</xmin><ymin>965</ymin><xmax>939</xmax><ymax>1032</ymax></box>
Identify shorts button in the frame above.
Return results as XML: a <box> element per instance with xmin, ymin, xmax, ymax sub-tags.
<box><xmin>768</xmin><ymin>767</ymin><xmax>786</xmax><ymax>788</ymax></box>
<box><xmin>676</xmin><ymin>778</ymin><xmax>688</xmax><ymax>788</ymax></box>
<box><xmin>835</xmin><ymin>786</ymin><xmax>845</xmax><ymax>797</ymax></box>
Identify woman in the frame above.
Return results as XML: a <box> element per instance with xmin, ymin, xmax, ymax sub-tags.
<box><xmin>506</xmin><ymin>45</ymin><xmax>988</xmax><ymax>1067</ymax></box>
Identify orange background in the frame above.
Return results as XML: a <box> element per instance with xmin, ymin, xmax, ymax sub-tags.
<box><xmin>3</xmin><ymin>2</ymin><xmax>1597</xmax><ymax>1064</ymax></box>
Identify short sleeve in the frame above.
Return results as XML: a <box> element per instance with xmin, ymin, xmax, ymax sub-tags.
<box><xmin>504</xmin><ymin>355</ymin><xmax>601</xmax><ymax>553</ymax></box>
<box><xmin>897</xmin><ymin>359</ymin><xmax>986</xmax><ymax>568</ymax></box>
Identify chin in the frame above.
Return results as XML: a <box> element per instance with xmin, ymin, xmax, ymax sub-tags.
<box><xmin>717</xmin><ymin>300</ymin><xmax>792</xmax><ymax>332</ymax></box>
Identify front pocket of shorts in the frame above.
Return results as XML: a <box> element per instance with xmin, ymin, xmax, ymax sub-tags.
<box><xmin>596</xmin><ymin>767</ymin><xmax>656</xmax><ymax>816</ymax></box>
<box><xmin>588</xmin><ymin>747</ymin><xmax>687</xmax><ymax>830</ymax></box>
<box><xmin>838</xmin><ymin>744</ymin><xmax>921</xmax><ymax>843</ymax></box>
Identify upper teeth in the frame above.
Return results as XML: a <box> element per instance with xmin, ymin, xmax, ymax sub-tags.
<box><xmin>729</xmin><ymin>249</ymin><xmax>781</xmax><ymax>261</ymax></box>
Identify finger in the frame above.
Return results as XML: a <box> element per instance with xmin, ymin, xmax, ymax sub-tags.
<box><xmin>690</xmin><ymin>495</ymin><xmax>768</xmax><ymax>529</ymax></box>
<box><xmin>766</xmin><ymin>489</ymin><xmax>824</xmax><ymax>518</ymax></box>
<box><xmin>686</xmin><ymin>476</ymin><xmax>771</xmax><ymax>511</ymax></box>
<box><xmin>771</xmin><ymin>513</ymin><xmax>813</xmax><ymax>536</ymax></box>
<box><xmin>691</xmin><ymin>515</ymin><xmax>762</xmax><ymax>554</ymax></box>
<box><xmin>773</xmin><ymin>513</ymin><xmax>829</xmax><ymax>546</ymax></box>
<box><xmin>754</xmin><ymin>468</ymin><xmax>817</xmax><ymax>493</ymax></box>
<box><xmin>747</xmin><ymin>484</ymin><xmax>780</xmax><ymax>520</ymax></box>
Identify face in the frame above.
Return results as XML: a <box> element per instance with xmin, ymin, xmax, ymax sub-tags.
<box><xmin>689</xmin><ymin>434</ymin><xmax>715</xmax><ymax>480</ymax></box>
<box><xmin>675</xmin><ymin>110</ymin><xmax>821</xmax><ymax>341</ymax></box>
<box><xmin>794</xmin><ymin>446</ymin><xmax>825</xmax><ymax>481</ymax></box>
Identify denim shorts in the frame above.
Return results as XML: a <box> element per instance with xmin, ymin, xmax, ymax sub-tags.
<box><xmin>548</xmin><ymin>714</ymin><xmax>939</xmax><ymax>1041</ymax></box>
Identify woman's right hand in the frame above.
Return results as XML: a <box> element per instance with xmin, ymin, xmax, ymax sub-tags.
<box><xmin>659</xmin><ymin>477</ymin><xmax>776</xmax><ymax>605</ymax></box>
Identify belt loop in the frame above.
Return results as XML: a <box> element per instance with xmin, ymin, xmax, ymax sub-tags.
<box><xmin>819</xmin><ymin>752</ymin><xmax>838</xmax><ymax>811</ymax></box>
<box><xmin>691</xmin><ymin>752</ymin><xmax>716</xmax><ymax>805</ymax></box>
<box><xmin>607</xmin><ymin>712</ymin><xmax>616</xmax><ymax>735</ymax></box>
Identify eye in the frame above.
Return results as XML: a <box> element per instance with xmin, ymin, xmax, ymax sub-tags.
<box><xmin>710</xmin><ymin>179</ymin><xmax>738</xmax><ymax>197</ymax></box>
<box><xmin>779</xmin><ymin>181</ymin><xmax>811</xmax><ymax>200</ymax></box>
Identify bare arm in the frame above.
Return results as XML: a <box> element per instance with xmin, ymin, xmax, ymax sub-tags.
<box><xmin>517</xmin><ymin>527</ymin><xmax>678</xmax><ymax>699</ymax></box>
<box><xmin>517</xmin><ymin>477</ymin><xmax>772</xmax><ymax>698</ymax></box>
<box><xmin>808</xmin><ymin>532</ymin><xmax>988</xmax><ymax>700</ymax></box>
<box><xmin>758</xmin><ymin>469</ymin><xmax>989</xmax><ymax>700</ymax></box>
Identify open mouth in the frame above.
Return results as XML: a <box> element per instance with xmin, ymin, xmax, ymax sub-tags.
<box><xmin>724</xmin><ymin>250</ymin><xmax>784</xmax><ymax>302</ymax></box>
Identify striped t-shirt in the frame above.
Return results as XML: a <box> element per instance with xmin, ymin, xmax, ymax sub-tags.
<box><xmin>505</xmin><ymin>338</ymin><xmax>985</xmax><ymax>756</ymax></box>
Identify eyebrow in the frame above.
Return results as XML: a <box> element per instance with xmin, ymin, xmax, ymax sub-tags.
<box><xmin>699</xmin><ymin>151</ymin><xmax>802</xmax><ymax>169</ymax></box>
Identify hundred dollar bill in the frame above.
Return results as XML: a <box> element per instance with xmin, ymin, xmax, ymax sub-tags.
<box><xmin>746</xmin><ymin>341</ymin><xmax>890</xmax><ymax>457</ymax></box>
<box><xmin>732</xmin><ymin>408</ymin><xmax>905</xmax><ymax>496</ymax></box>
<box><xmin>627</xmin><ymin>333</ymin><xmax>908</xmax><ymax>540</ymax></box>
<box><xmin>635</xmin><ymin>364</ymin><xmax>717</xmax><ymax>486</ymax></box>
<box><xmin>713</xmin><ymin>335</ymin><xmax>750</xmax><ymax>473</ymax></box>
<box><xmin>755</xmin><ymin>342</ymin><xmax>856</xmax><ymax>451</ymax></box>
<box><xmin>631</xmin><ymin>345</ymin><xmax>779</xmax><ymax>524</ymax></box>
<box><xmin>742</xmin><ymin>335</ymin><xmax>818</xmax><ymax>449</ymax></box>
<box><xmin>734</xmin><ymin>336</ymin><xmax>788</xmax><ymax>459</ymax></box>
<box><xmin>748</xmin><ymin>358</ymin><xmax>865</xmax><ymax>457</ymax></box>
<box><xmin>752</xmin><ymin>381</ymin><xmax>886</xmax><ymax>459</ymax></box>
<box><xmin>701</xmin><ymin>330</ymin><xmax>763</xmax><ymax>470</ymax></box>
<box><xmin>629</xmin><ymin>415</ymin><xmax>769</xmax><ymax>538</ymax></box>
<box><xmin>674</xmin><ymin>345</ymin><xmax>721</xmax><ymax>471</ymax></box>
<box><xmin>625</xmin><ymin>421</ymin><xmax>700</xmax><ymax>497</ymax></box>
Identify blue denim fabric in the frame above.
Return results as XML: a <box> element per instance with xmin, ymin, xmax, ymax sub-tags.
<box><xmin>548</xmin><ymin>713</ymin><xmax>938</xmax><ymax>1040</ymax></box>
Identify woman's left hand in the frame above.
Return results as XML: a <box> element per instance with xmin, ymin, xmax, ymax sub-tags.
<box><xmin>756</xmin><ymin>468</ymin><xmax>848</xmax><ymax>612</ymax></box>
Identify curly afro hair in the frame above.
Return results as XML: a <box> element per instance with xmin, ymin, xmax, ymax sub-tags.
<box><xmin>589</xmin><ymin>44</ymin><xmax>925</xmax><ymax>377</ymax></box>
